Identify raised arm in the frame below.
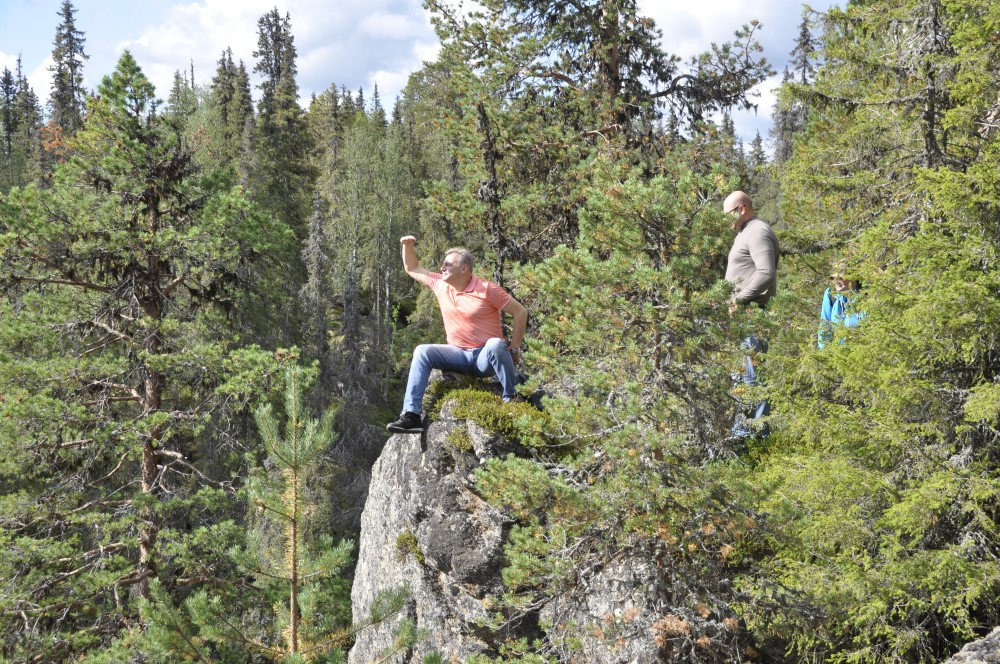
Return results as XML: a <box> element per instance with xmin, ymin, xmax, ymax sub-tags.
<box><xmin>400</xmin><ymin>235</ymin><xmax>432</xmax><ymax>286</ymax></box>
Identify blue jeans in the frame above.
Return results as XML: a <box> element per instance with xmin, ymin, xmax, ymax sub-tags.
<box><xmin>402</xmin><ymin>338</ymin><xmax>518</xmax><ymax>414</ymax></box>
<box><xmin>732</xmin><ymin>334</ymin><xmax>770</xmax><ymax>438</ymax></box>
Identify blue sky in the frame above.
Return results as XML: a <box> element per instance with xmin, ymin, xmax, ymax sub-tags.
<box><xmin>0</xmin><ymin>0</ymin><xmax>838</xmax><ymax>145</ymax></box>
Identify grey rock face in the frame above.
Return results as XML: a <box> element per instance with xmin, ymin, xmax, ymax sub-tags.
<box><xmin>349</xmin><ymin>391</ymin><xmax>747</xmax><ymax>663</ymax></box>
<box><xmin>348</xmin><ymin>401</ymin><xmax>513</xmax><ymax>664</ymax></box>
<box><xmin>944</xmin><ymin>627</ymin><xmax>1000</xmax><ymax>664</ymax></box>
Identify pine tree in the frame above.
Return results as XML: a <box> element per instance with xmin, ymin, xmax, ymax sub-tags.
<box><xmin>246</xmin><ymin>366</ymin><xmax>351</xmax><ymax>658</ymax></box>
<box><xmin>48</xmin><ymin>0</ymin><xmax>88</xmax><ymax>134</ymax></box>
<box><xmin>137</xmin><ymin>366</ymin><xmax>416</xmax><ymax>662</ymax></box>
<box><xmin>470</xmin><ymin>151</ymin><xmax>763</xmax><ymax>660</ymax></box>
<box><xmin>0</xmin><ymin>51</ymin><xmax>287</xmax><ymax>660</ymax></box>
<box><xmin>421</xmin><ymin>0</ymin><xmax>774</xmax><ymax>280</ymax></box>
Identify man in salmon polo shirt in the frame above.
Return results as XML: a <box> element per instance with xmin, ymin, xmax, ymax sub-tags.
<box><xmin>386</xmin><ymin>235</ymin><xmax>529</xmax><ymax>434</ymax></box>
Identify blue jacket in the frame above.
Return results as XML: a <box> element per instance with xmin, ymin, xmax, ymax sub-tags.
<box><xmin>818</xmin><ymin>288</ymin><xmax>865</xmax><ymax>348</ymax></box>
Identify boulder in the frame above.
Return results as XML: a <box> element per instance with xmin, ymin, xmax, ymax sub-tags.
<box><xmin>348</xmin><ymin>400</ymin><xmax>515</xmax><ymax>664</ymax></box>
<box><xmin>944</xmin><ymin>627</ymin><xmax>1000</xmax><ymax>664</ymax></box>
<box><xmin>349</xmin><ymin>386</ymin><xmax>751</xmax><ymax>663</ymax></box>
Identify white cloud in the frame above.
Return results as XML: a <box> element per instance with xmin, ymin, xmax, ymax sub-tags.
<box><xmin>637</xmin><ymin>0</ymin><xmax>836</xmax><ymax>143</ymax></box>
<box><xmin>3</xmin><ymin>0</ymin><xmax>831</xmax><ymax>136</ymax></box>
<box><xmin>414</xmin><ymin>39</ymin><xmax>441</xmax><ymax>63</ymax></box>
<box><xmin>109</xmin><ymin>0</ymin><xmax>437</xmax><ymax>107</ymax></box>
<box><xmin>358</xmin><ymin>12</ymin><xmax>430</xmax><ymax>40</ymax></box>
<box><xmin>731</xmin><ymin>72</ymin><xmax>783</xmax><ymax>146</ymax></box>
<box><xmin>640</xmin><ymin>0</ymin><xmax>811</xmax><ymax>65</ymax></box>
<box><xmin>371</xmin><ymin>69</ymin><xmax>412</xmax><ymax>101</ymax></box>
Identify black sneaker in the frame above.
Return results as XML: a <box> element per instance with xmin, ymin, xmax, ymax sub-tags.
<box><xmin>386</xmin><ymin>411</ymin><xmax>423</xmax><ymax>434</ymax></box>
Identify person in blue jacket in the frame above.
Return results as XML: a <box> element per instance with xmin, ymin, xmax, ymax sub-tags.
<box><xmin>818</xmin><ymin>272</ymin><xmax>865</xmax><ymax>348</ymax></box>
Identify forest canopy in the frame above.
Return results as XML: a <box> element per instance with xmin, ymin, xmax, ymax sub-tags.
<box><xmin>0</xmin><ymin>0</ymin><xmax>998</xmax><ymax>662</ymax></box>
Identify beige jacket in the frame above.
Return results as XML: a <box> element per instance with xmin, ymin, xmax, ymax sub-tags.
<box><xmin>725</xmin><ymin>217</ymin><xmax>779</xmax><ymax>307</ymax></box>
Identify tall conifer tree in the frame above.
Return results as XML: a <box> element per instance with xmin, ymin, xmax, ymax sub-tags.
<box><xmin>249</xmin><ymin>8</ymin><xmax>314</xmax><ymax>232</ymax></box>
<box><xmin>0</xmin><ymin>59</ymin><xmax>42</xmax><ymax>191</ymax></box>
<box><xmin>48</xmin><ymin>0</ymin><xmax>88</xmax><ymax>134</ymax></box>
<box><xmin>737</xmin><ymin>1</ymin><xmax>1000</xmax><ymax>660</ymax></box>
<box><xmin>0</xmin><ymin>51</ymin><xmax>285</xmax><ymax>660</ymax></box>
<box><xmin>244</xmin><ymin>9</ymin><xmax>315</xmax><ymax>346</ymax></box>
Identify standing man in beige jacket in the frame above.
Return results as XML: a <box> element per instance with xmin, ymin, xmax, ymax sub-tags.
<box><xmin>723</xmin><ymin>190</ymin><xmax>779</xmax><ymax>310</ymax></box>
<box><xmin>723</xmin><ymin>191</ymin><xmax>779</xmax><ymax>439</ymax></box>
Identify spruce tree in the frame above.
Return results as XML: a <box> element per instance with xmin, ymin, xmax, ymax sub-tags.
<box><xmin>0</xmin><ymin>67</ymin><xmax>17</xmax><ymax>188</ymax></box>
<box><xmin>789</xmin><ymin>13</ymin><xmax>817</xmax><ymax>85</ymax></box>
<box><xmin>49</xmin><ymin>0</ymin><xmax>88</xmax><ymax>135</ymax></box>
<box><xmin>0</xmin><ymin>60</ymin><xmax>42</xmax><ymax>192</ymax></box>
<box><xmin>166</xmin><ymin>67</ymin><xmax>198</xmax><ymax>121</ymax></box>
<box><xmin>205</xmin><ymin>49</ymin><xmax>255</xmax><ymax>175</ymax></box>
<box><xmin>249</xmin><ymin>7</ymin><xmax>315</xmax><ymax>226</ymax></box>
<box><xmin>769</xmin><ymin>67</ymin><xmax>799</xmax><ymax>165</ymax></box>
<box><xmin>244</xmin><ymin>8</ymin><xmax>315</xmax><ymax>347</ymax></box>
<box><xmin>736</xmin><ymin>0</ymin><xmax>1000</xmax><ymax>660</ymax></box>
<box><xmin>770</xmin><ymin>12</ymin><xmax>819</xmax><ymax>167</ymax></box>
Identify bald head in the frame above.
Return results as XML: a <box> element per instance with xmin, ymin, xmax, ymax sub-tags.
<box><xmin>724</xmin><ymin>191</ymin><xmax>755</xmax><ymax>230</ymax></box>
<box><xmin>724</xmin><ymin>191</ymin><xmax>752</xmax><ymax>213</ymax></box>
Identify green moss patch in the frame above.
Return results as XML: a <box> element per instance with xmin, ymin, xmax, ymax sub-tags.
<box><xmin>395</xmin><ymin>530</ymin><xmax>425</xmax><ymax>564</ymax></box>
<box><xmin>442</xmin><ymin>387</ymin><xmax>550</xmax><ymax>448</ymax></box>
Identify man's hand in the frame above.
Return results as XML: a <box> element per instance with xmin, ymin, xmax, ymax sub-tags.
<box><xmin>400</xmin><ymin>235</ymin><xmax>417</xmax><ymax>246</ymax></box>
<box><xmin>510</xmin><ymin>347</ymin><xmax>522</xmax><ymax>366</ymax></box>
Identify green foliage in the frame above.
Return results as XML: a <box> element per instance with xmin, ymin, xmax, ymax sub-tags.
<box><xmin>0</xmin><ymin>51</ymin><xmax>288</xmax><ymax>660</ymax></box>
<box><xmin>246</xmin><ymin>366</ymin><xmax>353</xmax><ymax>659</ymax></box>
<box><xmin>422</xmin><ymin>0</ymin><xmax>773</xmax><ymax>278</ymax></box>
<box><xmin>445</xmin><ymin>426</ymin><xmax>474</xmax><ymax>453</ymax></box>
<box><xmin>0</xmin><ymin>59</ymin><xmax>42</xmax><ymax>192</ymax></box>
<box><xmin>464</xmin><ymin>151</ymin><xmax>763</xmax><ymax>661</ymax></box>
<box><xmin>737</xmin><ymin>1</ymin><xmax>1000</xmax><ymax>660</ymax></box>
<box><xmin>141</xmin><ymin>366</ymin><xmax>356</xmax><ymax>662</ymax></box>
<box><xmin>395</xmin><ymin>530</ymin><xmax>426</xmax><ymax>564</ymax></box>
<box><xmin>5</xmin><ymin>2</ymin><xmax>1000</xmax><ymax>662</ymax></box>
<box><xmin>49</xmin><ymin>0</ymin><xmax>88</xmax><ymax>134</ymax></box>
<box><xmin>444</xmin><ymin>387</ymin><xmax>550</xmax><ymax>447</ymax></box>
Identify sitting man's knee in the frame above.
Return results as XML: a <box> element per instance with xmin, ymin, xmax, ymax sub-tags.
<box><xmin>413</xmin><ymin>344</ymin><xmax>434</xmax><ymax>360</ymax></box>
<box><xmin>483</xmin><ymin>337</ymin><xmax>507</xmax><ymax>354</ymax></box>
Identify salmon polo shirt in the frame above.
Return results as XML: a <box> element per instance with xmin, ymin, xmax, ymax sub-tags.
<box><xmin>427</xmin><ymin>273</ymin><xmax>511</xmax><ymax>349</ymax></box>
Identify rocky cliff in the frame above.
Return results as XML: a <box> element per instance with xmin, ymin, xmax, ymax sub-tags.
<box><xmin>348</xmin><ymin>381</ymin><xmax>747</xmax><ymax>663</ymax></box>
<box><xmin>347</xmin><ymin>397</ymin><xmax>514</xmax><ymax>663</ymax></box>
<box><xmin>944</xmin><ymin>627</ymin><xmax>1000</xmax><ymax>664</ymax></box>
